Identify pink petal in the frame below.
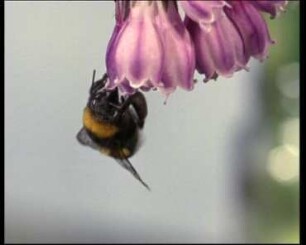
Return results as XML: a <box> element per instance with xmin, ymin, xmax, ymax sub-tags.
<box><xmin>180</xmin><ymin>0</ymin><xmax>227</xmax><ymax>30</ymax></box>
<box><xmin>224</xmin><ymin>2</ymin><xmax>274</xmax><ymax>60</ymax></box>
<box><xmin>157</xmin><ymin>1</ymin><xmax>195</xmax><ymax>95</ymax></box>
<box><xmin>110</xmin><ymin>2</ymin><xmax>164</xmax><ymax>89</ymax></box>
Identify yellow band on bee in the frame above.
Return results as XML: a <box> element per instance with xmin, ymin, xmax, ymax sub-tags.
<box><xmin>83</xmin><ymin>107</ymin><xmax>118</xmax><ymax>138</ymax></box>
<box><xmin>122</xmin><ymin>148</ymin><xmax>131</xmax><ymax>158</ymax></box>
<box><xmin>100</xmin><ymin>147</ymin><xmax>111</xmax><ymax>156</ymax></box>
<box><xmin>99</xmin><ymin>147</ymin><xmax>131</xmax><ymax>158</ymax></box>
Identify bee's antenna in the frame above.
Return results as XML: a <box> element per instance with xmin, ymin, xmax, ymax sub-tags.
<box><xmin>92</xmin><ymin>70</ymin><xmax>96</xmax><ymax>85</ymax></box>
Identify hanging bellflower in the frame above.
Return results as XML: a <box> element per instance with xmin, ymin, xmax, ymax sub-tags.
<box><xmin>105</xmin><ymin>0</ymin><xmax>288</xmax><ymax>96</ymax></box>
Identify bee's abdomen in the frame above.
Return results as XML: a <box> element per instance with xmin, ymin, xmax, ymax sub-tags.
<box><xmin>99</xmin><ymin>131</ymin><xmax>139</xmax><ymax>159</ymax></box>
<box><xmin>83</xmin><ymin>107</ymin><xmax>118</xmax><ymax>138</ymax></box>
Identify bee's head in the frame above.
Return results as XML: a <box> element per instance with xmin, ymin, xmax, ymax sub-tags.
<box><xmin>88</xmin><ymin>88</ymin><xmax>120</xmax><ymax>120</ymax></box>
<box><xmin>84</xmin><ymin>72</ymin><xmax>118</xmax><ymax>120</ymax></box>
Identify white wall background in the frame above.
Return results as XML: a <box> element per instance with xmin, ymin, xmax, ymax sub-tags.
<box><xmin>5</xmin><ymin>1</ymin><xmax>262</xmax><ymax>243</ymax></box>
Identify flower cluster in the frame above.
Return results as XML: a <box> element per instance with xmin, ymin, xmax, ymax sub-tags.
<box><xmin>105</xmin><ymin>0</ymin><xmax>287</xmax><ymax>96</ymax></box>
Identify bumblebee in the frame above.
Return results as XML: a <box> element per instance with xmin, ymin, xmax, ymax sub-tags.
<box><xmin>76</xmin><ymin>71</ymin><xmax>150</xmax><ymax>190</ymax></box>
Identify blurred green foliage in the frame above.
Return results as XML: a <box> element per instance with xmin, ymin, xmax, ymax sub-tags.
<box><xmin>247</xmin><ymin>2</ymin><xmax>300</xmax><ymax>243</ymax></box>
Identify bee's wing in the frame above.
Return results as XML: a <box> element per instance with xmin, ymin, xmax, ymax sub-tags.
<box><xmin>76</xmin><ymin>127</ymin><xmax>100</xmax><ymax>150</ymax></box>
<box><xmin>116</xmin><ymin>152</ymin><xmax>150</xmax><ymax>191</ymax></box>
<box><xmin>77</xmin><ymin>128</ymin><xmax>150</xmax><ymax>190</ymax></box>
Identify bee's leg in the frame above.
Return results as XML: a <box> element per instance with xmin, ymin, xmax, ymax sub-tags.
<box><xmin>129</xmin><ymin>92</ymin><xmax>148</xmax><ymax>128</ymax></box>
<box><xmin>107</xmin><ymin>88</ymin><xmax>120</xmax><ymax>105</ymax></box>
<box><xmin>114</xmin><ymin>92</ymin><xmax>148</xmax><ymax>128</ymax></box>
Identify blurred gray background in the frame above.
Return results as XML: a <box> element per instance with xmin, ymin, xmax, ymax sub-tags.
<box><xmin>5</xmin><ymin>1</ymin><xmax>299</xmax><ymax>243</ymax></box>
